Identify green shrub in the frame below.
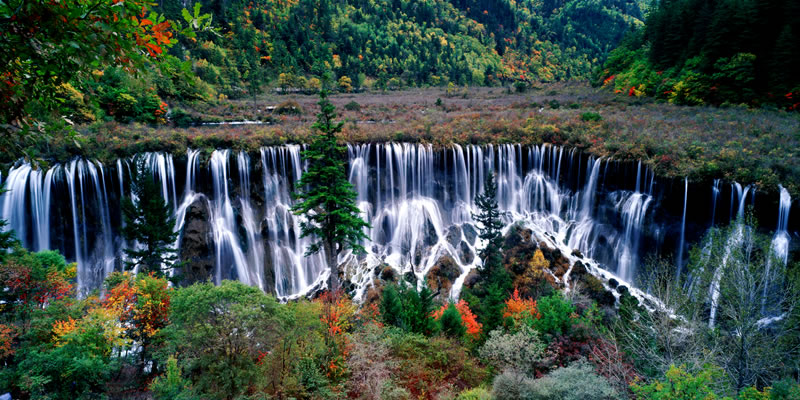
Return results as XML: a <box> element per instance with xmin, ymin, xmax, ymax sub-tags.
<box><xmin>150</xmin><ymin>356</ymin><xmax>196</xmax><ymax>400</ymax></box>
<box><xmin>580</xmin><ymin>112</ymin><xmax>602</xmax><ymax>122</ymax></box>
<box><xmin>479</xmin><ymin>326</ymin><xmax>547</xmax><ymax>375</ymax></box>
<box><xmin>631</xmin><ymin>364</ymin><xmax>726</xmax><ymax>400</ymax></box>
<box><xmin>514</xmin><ymin>81</ymin><xmax>528</xmax><ymax>93</ymax></box>
<box><xmin>548</xmin><ymin>99</ymin><xmax>560</xmax><ymax>109</ymax></box>
<box><xmin>440</xmin><ymin>303</ymin><xmax>467</xmax><ymax>339</ymax></box>
<box><xmin>170</xmin><ymin>108</ymin><xmax>195</xmax><ymax>127</ymax></box>
<box><xmin>160</xmin><ymin>281</ymin><xmax>290</xmax><ymax>399</ymax></box>
<box><xmin>530</xmin><ymin>293</ymin><xmax>575</xmax><ymax>337</ymax></box>
<box><xmin>344</xmin><ymin>100</ymin><xmax>361</xmax><ymax>111</ymax></box>
<box><xmin>458</xmin><ymin>387</ymin><xmax>493</xmax><ymax>400</ymax></box>
<box><xmin>568</xmin><ymin>102</ymin><xmax>581</xmax><ymax>109</ymax></box>
<box><xmin>493</xmin><ymin>371</ymin><xmax>535</xmax><ymax>400</ymax></box>
<box><xmin>526</xmin><ymin>360</ymin><xmax>618</xmax><ymax>400</ymax></box>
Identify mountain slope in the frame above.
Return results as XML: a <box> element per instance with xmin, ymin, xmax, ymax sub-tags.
<box><xmin>154</xmin><ymin>0</ymin><xmax>645</xmax><ymax>97</ymax></box>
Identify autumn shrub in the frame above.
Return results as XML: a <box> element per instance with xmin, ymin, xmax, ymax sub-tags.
<box><xmin>347</xmin><ymin>324</ymin><xmax>391</xmax><ymax>400</ymax></box>
<box><xmin>275</xmin><ymin>100</ymin><xmax>303</xmax><ymax>115</ymax></box>
<box><xmin>5</xmin><ymin>296</ymin><xmax>124</xmax><ymax>399</ymax></box>
<box><xmin>385</xmin><ymin>327</ymin><xmax>488</xmax><ymax>399</ymax></box>
<box><xmin>503</xmin><ymin>288</ymin><xmax>540</xmax><ymax>330</ymax></box>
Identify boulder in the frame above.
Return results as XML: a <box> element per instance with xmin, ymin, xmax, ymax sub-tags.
<box><xmin>426</xmin><ymin>255</ymin><xmax>461</xmax><ymax>294</ymax></box>
<box><xmin>179</xmin><ymin>198</ymin><xmax>214</xmax><ymax>285</ymax></box>
<box><xmin>462</xmin><ymin>223</ymin><xmax>477</xmax><ymax>244</ymax></box>
<box><xmin>445</xmin><ymin>225</ymin><xmax>462</xmax><ymax>248</ymax></box>
<box><xmin>459</xmin><ymin>241</ymin><xmax>474</xmax><ymax>264</ymax></box>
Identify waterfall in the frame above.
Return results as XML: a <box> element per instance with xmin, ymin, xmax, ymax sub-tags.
<box><xmin>1</xmin><ymin>164</ymin><xmax>32</xmax><ymax>246</ymax></box>
<box><xmin>771</xmin><ymin>186</ymin><xmax>792</xmax><ymax>266</ymax></box>
<box><xmin>676</xmin><ymin>177</ymin><xmax>688</xmax><ymax>276</ymax></box>
<box><xmin>711</xmin><ymin>179</ymin><xmax>721</xmax><ymax>226</ymax></box>
<box><xmin>209</xmin><ymin>150</ymin><xmax>252</xmax><ymax>286</ymax></box>
<box><xmin>1</xmin><ymin>145</ymin><xmax>795</xmax><ymax>301</ymax></box>
<box><xmin>709</xmin><ymin>182</ymin><xmax>751</xmax><ymax>328</ymax></box>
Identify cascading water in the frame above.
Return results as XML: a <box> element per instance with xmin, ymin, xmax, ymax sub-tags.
<box><xmin>676</xmin><ymin>177</ymin><xmax>688</xmax><ymax>275</ymax></box>
<box><xmin>771</xmin><ymin>186</ymin><xmax>792</xmax><ymax>266</ymax></box>
<box><xmin>1</xmin><ymin>144</ymin><xmax>795</xmax><ymax>302</ymax></box>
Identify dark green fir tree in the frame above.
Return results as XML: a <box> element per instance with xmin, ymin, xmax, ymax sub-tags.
<box><xmin>121</xmin><ymin>159</ymin><xmax>180</xmax><ymax>276</ymax></box>
<box><xmin>292</xmin><ymin>90</ymin><xmax>370</xmax><ymax>291</ymax></box>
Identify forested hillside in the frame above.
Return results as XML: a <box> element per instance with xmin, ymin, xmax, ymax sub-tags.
<box><xmin>155</xmin><ymin>0</ymin><xmax>646</xmax><ymax>95</ymax></box>
<box><xmin>43</xmin><ymin>0</ymin><xmax>646</xmax><ymax>127</ymax></box>
<box><xmin>597</xmin><ymin>0</ymin><xmax>800</xmax><ymax>109</ymax></box>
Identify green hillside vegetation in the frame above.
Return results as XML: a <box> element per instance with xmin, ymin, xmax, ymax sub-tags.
<box><xmin>596</xmin><ymin>0</ymin><xmax>800</xmax><ymax>109</ymax></box>
<box><xmin>33</xmin><ymin>0</ymin><xmax>648</xmax><ymax>130</ymax></box>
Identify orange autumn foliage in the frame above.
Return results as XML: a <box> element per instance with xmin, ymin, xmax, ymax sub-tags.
<box><xmin>503</xmin><ymin>288</ymin><xmax>540</xmax><ymax>326</ymax></box>
<box><xmin>432</xmin><ymin>300</ymin><xmax>483</xmax><ymax>339</ymax></box>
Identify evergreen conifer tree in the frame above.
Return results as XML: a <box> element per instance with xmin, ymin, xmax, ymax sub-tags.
<box><xmin>292</xmin><ymin>90</ymin><xmax>370</xmax><ymax>291</ymax></box>
<box><xmin>121</xmin><ymin>160</ymin><xmax>179</xmax><ymax>276</ymax></box>
<box><xmin>473</xmin><ymin>171</ymin><xmax>505</xmax><ymax>279</ymax></box>
<box><xmin>472</xmin><ymin>171</ymin><xmax>512</xmax><ymax>332</ymax></box>
<box><xmin>440</xmin><ymin>303</ymin><xmax>467</xmax><ymax>339</ymax></box>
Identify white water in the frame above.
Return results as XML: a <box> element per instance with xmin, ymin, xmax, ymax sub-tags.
<box><xmin>676</xmin><ymin>177</ymin><xmax>688</xmax><ymax>275</ymax></box>
<box><xmin>0</xmin><ymin>145</ymin><xmax>794</xmax><ymax>302</ymax></box>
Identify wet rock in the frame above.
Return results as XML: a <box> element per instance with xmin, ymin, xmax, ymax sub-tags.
<box><xmin>617</xmin><ymin>285</ymin><xmax>629</xmax><ymax>296</ymax></box>
<box><xmin>608</xmin><ymin>278</ymin><xmax>619</xmax><ymax>289</ymax></box>
<box><xmin>423</xmin><ymin>219</ymin><xmax>438</xmax><ymax>247</ymax></box>
<box><xmin>446</xmin><ymin>225</ymin><xmax>462</xmax><ymax>248</ymax></box>
<box><xmin>380</xmin><ymin>266</ymin><xmax>398</xmax><ymax>282</ymax></box>
<box><xmin>178</xmin><ymin>198</ymin><xmax>214</xmax><ymax>285</ymax></box>
<box><xmin>503</xmin><ymin>224</ymin><xmax>532</xmax><ymax>249</ymax></box>
<box><xmin>581</xmin><ymin>273</ymin><xmax>616</xmax><ymax>308</ymax></box>
<box><xmin>426</xmin><ymin>255</ymin><xmax>461</xmax><ymax>295</ymax></box>
<box><xmin>462</xmin><ymin>224</ymin><xmax>477</xmax><ymax>244</ymax></box>
<box><xmin>571</xmin><ymin>249</ymin><xmax>584</xmax><ymax>258</ymax></box>
<box><xmin>262</xmin><ymin>242</ymin><xmax>276</xmax><ymax>295</ymax></box>
<box><xmin>403</xmin><ymin>271</ymin><xmax>417</xmax><ymax>285</ymax></box>
<box><xmin>571</xmin><ymin>261</ymin><xmax>588</xmax><ymax>278</ymax></box>
<box><xmin>462</xmin><ymin>269</ymin><xmax>481</xmax><ymax>289</ymax></box>
<box><xmin>459</xmin><ymin>241</ymin><xmax>474</xmax><ymax>264</ymax></box>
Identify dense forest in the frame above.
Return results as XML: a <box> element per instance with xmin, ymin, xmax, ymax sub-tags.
<box><xmin>2</xmin><ymin>0</ymin><xmax>648</xmax><ymax>134</ymax></box>
<box><xmin>597</xmin><ymin>0</ymin><xmax>800</xmax><ymax>109</ymax></box>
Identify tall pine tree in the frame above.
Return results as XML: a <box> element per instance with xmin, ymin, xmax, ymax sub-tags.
<box><xmin>292</xmin><ymin>90</ymin><xmax>370</xmax><ymax>291</ymax></box>
<box><xmin>473</xmin><ymin>170</ymin><xmax>505</xmax><ymax>278</ymax></box>
<box><xmin>121</xmin><ymin>159</ymin><xmax>180</xmax><ymax>276</ymax></box>
<box><xmin>472</xmin><ymin>170</ymin><xmax>512</xmax><ymax>332</ymax></box>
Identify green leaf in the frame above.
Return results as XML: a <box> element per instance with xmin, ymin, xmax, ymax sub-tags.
<box><xmin>182</xmin><ymin>8</ymin><xmax>192</xmax><ymax>24</ymax></box>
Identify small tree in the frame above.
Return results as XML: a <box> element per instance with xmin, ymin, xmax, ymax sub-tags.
<box><xmin>338</xmin><ymin>75</ymin><xmax>353</xmax><ymax>92</ymax></box>
<box><xmin>292</xmin><ymin>90</ymin><xmax>370</xmax><ymax>291</ymax></box>
<box><xmin>121</xmin><ymin>160</ymin><xmax>180</xmax><ymax>276</ymax></box>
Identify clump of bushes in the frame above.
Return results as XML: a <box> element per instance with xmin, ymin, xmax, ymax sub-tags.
<box><xmin>580</xmin><ymin>111</ymin><xmax>602</xmax><ymax>121</ymax></box>
<box><xmin>275</xmin><ymin>100</ymin><xmax>302</xmax><ymax>115</ymax></box>
<box><xmin>344</xmin><ymin>100</ymin><xmax>361</xmax><ymax>111</ymax></box>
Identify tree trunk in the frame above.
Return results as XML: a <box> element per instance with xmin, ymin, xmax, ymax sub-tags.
<box><xmin>326</xmin><ymin>241</ymin><xmax>339</xmax><ymax>292</ymax></box>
